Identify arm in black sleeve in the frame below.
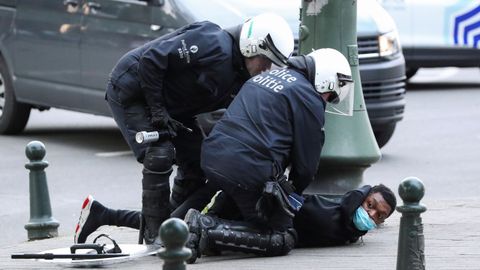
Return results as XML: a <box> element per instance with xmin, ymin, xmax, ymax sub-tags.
<box><xmin>288</xmin><ymin>106</ymin><xmax>325</xmax><ymax>194</ymax></box>
<box><xmin>137</xmin><ymin>22</ymin><xmax>229</xmax><ymax>121</ymax></box>
<box><xmin>340</xmin><ymin>185</ymin><xmax>372</xmax><ymax>219</ymax></box>
<box><xmin>138</xmin><ymin>47</ymin><xmax>169</xmax><ymax>118</ymax></box>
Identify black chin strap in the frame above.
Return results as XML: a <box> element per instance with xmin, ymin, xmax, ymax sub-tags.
<box><xmin>287</xmin><ymin>55</ymin><xmax>316</xmax><ymax>87</ymax></box>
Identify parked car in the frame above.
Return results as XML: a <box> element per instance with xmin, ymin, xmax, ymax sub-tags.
<box><xmin>379</xmin><ymin>0</ymin><xmax>480</xmax><ymax>79</ymax></box>
<box><xmin>0</xmin><ymin>0</ymin><xmax>405</xmax><ymax>148</ymax></box>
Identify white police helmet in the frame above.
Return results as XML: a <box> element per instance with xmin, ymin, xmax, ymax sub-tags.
<box><xmin>239</xmin><ymin>13</ymin><xmax>294</xmax><ymax>67</ymax></box>
<box><xmin>308</xmin><ymin>48</ymin><xmax>354</xmax><ymax>104</ymax></box>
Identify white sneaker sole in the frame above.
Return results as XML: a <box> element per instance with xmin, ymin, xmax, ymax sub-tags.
<box><xmin>74</xmin><ymin>195</ymin><xmax>94</xmax><ymax>244</ymax></box>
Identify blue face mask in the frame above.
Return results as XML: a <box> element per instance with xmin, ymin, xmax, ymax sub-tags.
<box><xmin>353</xmin><ymin>206</ymin><xmax>377</xmax><ymax>231</ymax></box>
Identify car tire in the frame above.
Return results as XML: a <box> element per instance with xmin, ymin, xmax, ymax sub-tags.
<box><xmin>373</xmin><ymin>124</ymin><xmax>396</xmax><ymax>148</ymax></box>
<box><xmin>0</xmin><ymin>56</ymin><xmax>31</xmax><ymax>134</ymax></box>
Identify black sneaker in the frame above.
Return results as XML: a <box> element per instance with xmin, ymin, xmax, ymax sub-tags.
<box><xmin>74</xmin><ymin>195</ymin><xmax>106</xmax><ymax>244</ymax></box>
<box><xmin>184</xmin><ymin>208</ymin><xmax>202</xmax><ymax>264</ymax></box>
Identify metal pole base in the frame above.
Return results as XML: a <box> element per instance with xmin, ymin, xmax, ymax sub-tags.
<box><xmin>306</xmin><ymin>164</ymin><xmax>367</xmax><ymax>194</ymax></box>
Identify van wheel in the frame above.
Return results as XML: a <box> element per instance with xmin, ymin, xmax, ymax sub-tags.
<box><xmin>0</xmin><ymin>57</ymin><xmax>31</xmax><ymax>134</ymax></box>
<box><xmin>373</xmin><ymin>124</ymin><xmax>396</xmax><ymax>149</ymax></box>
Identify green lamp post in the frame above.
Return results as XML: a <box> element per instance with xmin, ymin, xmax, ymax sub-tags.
<box><xmin>299</xmin><ymin>0</ymin><xmax>381</xmax><ymax>193</ymax></box>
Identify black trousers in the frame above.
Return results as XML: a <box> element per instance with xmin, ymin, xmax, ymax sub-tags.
<box><xmin>205</xmin><ymin>176</ymin><xmax>293</xmax><ymax>232</ymax></box>
<box><xmin>105</xmin><ymin>82</ymin><xmax>205</xmax><ymax>188</ymax></box>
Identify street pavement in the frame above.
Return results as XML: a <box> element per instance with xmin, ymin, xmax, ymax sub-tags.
<box><xmin>1</xmin><ymin>198</ymin><xmax>479</xmax><ymax>269</ymax></box>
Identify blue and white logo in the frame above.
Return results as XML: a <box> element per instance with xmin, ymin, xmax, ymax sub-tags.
<box><xmin>452</xmin><ymin>4</ymin><xmax>480</xmax><ymax>48</ymax></box>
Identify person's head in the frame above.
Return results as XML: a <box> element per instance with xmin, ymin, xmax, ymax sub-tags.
<box><xmin>239</xmin><ymin>13</ymin><xmax>294</xmax><ymax>76</ymax></box>
<box><xmin>362</xmin><ymin>184</ymin><xmax>397</xmax><ymax>225</ymax></box>
<box><xmin>306</xmin><ymin>48</ymin><xmax>354</xmax><ymax>104</ymax></box>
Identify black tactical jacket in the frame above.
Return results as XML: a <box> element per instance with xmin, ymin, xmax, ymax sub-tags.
<box><xmin>201</xmin><ymin>66</ymin><xmax>326</xmax><ymax>193</ymax></box>
<box><xmin>108</xmin><ymin>21</ymin><xmax>250</xmax><ymax>120</ymax></box>
<box><xmin>294</xmin><ymin>185</ymin><xmax>372</xmax><ymax>247</ymax></box>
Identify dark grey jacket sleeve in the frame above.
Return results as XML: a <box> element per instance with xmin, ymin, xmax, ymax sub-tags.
<box><xmin>137</xmin><ymin>22</ymin><xmax>229</xmax><ymax>118</ymax></box>
<box><xmin>288</xmin><ymin>97</ymin><xmax>326</xmax><ymax>193</ymax></box>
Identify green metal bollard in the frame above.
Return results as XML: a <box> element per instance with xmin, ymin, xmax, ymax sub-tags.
<box><xmin>299</xmin><ymin>0</ymin><xmax>381</xmax><ymax>193</ymax></box>
<box><xmin>396</xmin><ymin>177</ymin><xmax>426</xmax><ymax>270</ymax></box>
<box><xmin>24</xmin><ymin>141</ymin><xmax>60</xmax><ymax>240</ymax></box>
<box><xmin>158</xmin><ymin>218</ymin><xmax>192</xmax><ymax>270</ymax></box>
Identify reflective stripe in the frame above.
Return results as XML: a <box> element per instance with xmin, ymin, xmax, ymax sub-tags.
<box><xmin>247</xmin><ymin>21</ymin><xmax>254</xmax><ymax>38</ymax></box>
<box><xmin>201</xmin><ymin>191</ymin><xmax>222</xmax><ymax>214</ymax></box>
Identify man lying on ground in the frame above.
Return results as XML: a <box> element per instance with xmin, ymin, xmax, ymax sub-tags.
<box><xmin>74</xmin><ymin>184</ymin><xmax>396</xmax><ymax>248</ymax></box>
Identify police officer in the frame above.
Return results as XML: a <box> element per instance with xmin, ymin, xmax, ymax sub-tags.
<box><xmin>184</xmin><ymin>48</ymin><xmax>355</xmax><ymax>262</ymax></box>
<box><xmin>81</xmin><ymin>13</ymin><xmax>295</xmax><ymax>245</ymax></box>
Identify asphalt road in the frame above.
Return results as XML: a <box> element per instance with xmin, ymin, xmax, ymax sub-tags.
<box><xmin>1</xmin><ymin>67</ymin><xmax>479</xmax><ymax>247</ymax></box>
<box><xmin>365</xmin><ymin>67</ymin><xmax>480</xmax><ymax>200</ymax></box>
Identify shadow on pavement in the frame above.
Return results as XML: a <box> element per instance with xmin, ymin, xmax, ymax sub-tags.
<box><xmin>18</xmin><ymin>126</ymin><xmax>128</xmax><ymax>153</ymax></box>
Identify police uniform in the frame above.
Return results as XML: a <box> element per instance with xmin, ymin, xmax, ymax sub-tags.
<box><xmin>105</xmin><ymin>21</ymin><xmax>250</xmax><ymax>243</ymax></box>
<box><xmin>191</xmin><ymin>60</ymin><xmax>327</xmax><ymax>257</ymax></box>
<box><xmin>202</xmin><ymin>67</ymin><xmax>325</xmax><ymax>221</ymax></box>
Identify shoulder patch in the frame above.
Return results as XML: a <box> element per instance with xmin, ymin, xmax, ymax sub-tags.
<box><xmin>177</xmin><ymin>39</ymin><xmax>196</xmax><ymax>63</ymax></box>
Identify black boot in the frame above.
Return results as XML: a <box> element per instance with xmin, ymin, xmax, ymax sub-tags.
<box><xmin>184</xmin><ymin>209</ymin><xmax>297</xmax><ymax>264</ymax></box>
<box><xmin>142</xmin><ymin>168</ymin><xmax>171</xmax><ymax>245</ymax></box>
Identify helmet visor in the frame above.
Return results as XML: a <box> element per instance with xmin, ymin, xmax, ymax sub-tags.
<box><xmin>325</xmin><ymin>73</ymin><xmax>354</xmax><ymax>116</ymax></box>
<box><xmin>337</xmin><ymin>73</ymin><xmax>353</xmax><ymax>88</ymax></box>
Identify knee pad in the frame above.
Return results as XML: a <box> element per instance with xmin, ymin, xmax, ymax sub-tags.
<box><xmin>143</xmin><ymin>141</ymin><xmax>175</xmax><ymax>173</ymax></box>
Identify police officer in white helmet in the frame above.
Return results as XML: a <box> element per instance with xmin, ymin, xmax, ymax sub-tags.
<box><xmin>76</xmin><ymin>13</ymin><xmax>294</xmax><ymax>246</ymax></box>
<box><xmin>184</xmin><ymin>48</ymin><xmax>354</xmax><ymax>262</ymax></box>
<box><xmin>74</xmin><ymin>48</ymin><xmax>359</xmax><ymax>259</ymax></box>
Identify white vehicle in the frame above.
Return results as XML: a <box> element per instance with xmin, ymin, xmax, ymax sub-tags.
<box><xmin>379</xmin><ymin>0</ymin><xmax>480</xmax><ymax>79</ymax></box>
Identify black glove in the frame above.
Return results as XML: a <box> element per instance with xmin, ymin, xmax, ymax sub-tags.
<box><xmin>151</xmin><ymin>107</ymin><xmax>191</xmax><ymax>138</ymax></box>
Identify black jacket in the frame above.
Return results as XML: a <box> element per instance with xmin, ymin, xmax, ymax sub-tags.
<box><xmin>108</xmin><ymin>21</ymin><xmax>250</xmax><ymax>120</ymax></box>
<box><xmin>294</xmin><ymin>185</ymin><xmax>372</xmax><ymax>247</ymax></box>
<box><xmin>201</xmin><ymin>66</ymin><xmax>326</xmax><ymax>193</ymax></box>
